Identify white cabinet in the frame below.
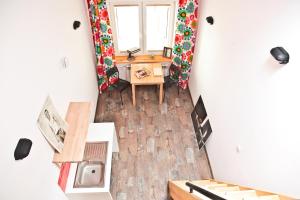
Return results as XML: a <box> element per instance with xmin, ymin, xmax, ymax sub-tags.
<box><xmin>65</xmin><ymin>123</ymin><xmax>119</xmax><ymax>200</ymax></box>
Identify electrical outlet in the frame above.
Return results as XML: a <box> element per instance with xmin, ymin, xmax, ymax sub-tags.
<box><xmin>236</xmin><ymin>145</ymin><xmax>242</xmax><ymax>153</ymax></box>
<box><xmin>62</xmin><ymin>57</ymin><xmax>69</xmax><ymax>68</ymax></box>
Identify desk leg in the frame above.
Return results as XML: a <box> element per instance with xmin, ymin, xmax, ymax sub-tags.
<box><xmin>159</xmin><ymin>83</ymin><xmax>163</xmax><ymax>104</ymax></box>
<box><xmin>132</xmin><ymin>84</ymin><xmax>136</xmax><ymax>106</ymax></box>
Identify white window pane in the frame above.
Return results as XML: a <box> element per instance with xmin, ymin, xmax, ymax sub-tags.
<box><xmin>146</xmin><ymin>6</ymin><xmax>170</xmax><ymax>51</ymax></box>
<box><xmin>114</xmin><ymin>6</ymin><xmax>140</xmax><ymax>51</ymax></box>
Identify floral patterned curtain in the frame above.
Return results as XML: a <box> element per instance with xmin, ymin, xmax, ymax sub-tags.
<box><xmin>172</xmin><ymin>0</ymin><xmax>198</xmax><ymax>89</ymax></box>
<box><xmin>87</xmin><ymin>0</ymin><xmax>117</xmax><ymax>93</ymax></box>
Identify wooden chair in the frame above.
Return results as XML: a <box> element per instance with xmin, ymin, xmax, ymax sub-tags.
<box><xmin>106</xmin><ymin>66</ymin><xmax>131</xmax><ymax>105</ymax></box>
<box><xmin>163</xmin><ymin>64</ymin><xmax>181</xmax><ymax>99</ymax></box>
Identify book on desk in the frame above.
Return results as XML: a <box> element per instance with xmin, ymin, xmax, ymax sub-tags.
<box><xmin>153</xmin><ymin>67</ymin><xmax>163</xmax><ymax>76</ymax></box>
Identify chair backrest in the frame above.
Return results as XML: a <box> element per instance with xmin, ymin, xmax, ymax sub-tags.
<box><xmin>169</xmin><ymin>63</ymin><xmax>178</xmax><ymax>72</ymax></box>
<box><xmin>169</xmin><ymin>63</ymin><xmax>180</xmax><ymax>79</ymax></box>
<box><xmin>106</xmin><ymin>66</ymin><xmax>119</xmax><ymax>79</ymax></box>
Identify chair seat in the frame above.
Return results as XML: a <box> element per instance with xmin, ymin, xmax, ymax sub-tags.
<box><xmin>112</xmin><ymin>79</ymin><xmax>130</xmax><ymax>92</ymax></box>
<box><xmin>106</xmin><ymin>66</ymin><xmax>131</xmax><ymax>105</ymax></box>
<box><xmin>164</xmin><ymin>76</ymin><xmax>178</xmax><ymax>88</ymax></box>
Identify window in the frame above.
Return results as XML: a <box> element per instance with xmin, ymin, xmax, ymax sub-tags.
<box><xmin>145</xmin><ymin>5</ymin><xmax>171</xmax><ymax>51</ymax></box>
<box><xmin>108</xmin><ymin>0</ymin><xmax>176</xmax><ymax>55</ymax></box>
<box><xmin>114</xmin><ymin>6</ymin><xmax>140</xmax><ymax>51</ymax></box>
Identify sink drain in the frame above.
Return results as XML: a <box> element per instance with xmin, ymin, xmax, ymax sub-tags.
<box><xmin>92</xmin><ymin>170</ymin><xmax>96</xmax><ymax>173</ymax></box>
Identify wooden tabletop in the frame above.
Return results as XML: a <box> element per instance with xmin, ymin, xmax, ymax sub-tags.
<box><xmin>115</xmin><ymin>55</ymin><xmax>171</xmax><ymax>64</ymax></box>
<box><xmin>131</xmin><ymin>63</ymin><xmax>164</xmax><ymax>85</ymax></box>
<box><xmin>53</xmin><ymin>102</ymin><xmax>91</xmax><ymax>163</ymax></box>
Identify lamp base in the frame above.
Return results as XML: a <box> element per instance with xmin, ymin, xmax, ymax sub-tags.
<box><xmin>127</xmin><ymin>56</ymin><xmax>135</xmax><ymax>61</ymax></box>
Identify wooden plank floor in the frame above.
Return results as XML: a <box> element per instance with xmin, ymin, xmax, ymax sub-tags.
<box><xmin>94</xmin><ymin>85</ymin><xmax>212</xmax><ymax>200</ymax></box>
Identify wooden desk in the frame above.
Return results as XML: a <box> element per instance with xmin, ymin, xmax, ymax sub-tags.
<box><xmin>130</xmin><ymin>63</ymin><xmax>164</xmax><ymax>106</ymax></box>
<box><xmin>115</xmin><ymin>55</ymin><xmax>171</xmax><ymax>64</ymax></box>
<box><xmin>53</xmin><ymin>102</ymin><xmax>91</xmax><ymax>163</ymax></box>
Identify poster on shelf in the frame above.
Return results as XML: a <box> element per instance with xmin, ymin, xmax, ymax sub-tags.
<box><xmin>37</xmin><ymin>96</ymin><xmax>68</xmax><ymax>153</ymax></box>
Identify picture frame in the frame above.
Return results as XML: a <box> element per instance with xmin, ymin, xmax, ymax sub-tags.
<box><xmin>200</xmin><ymin>119</ymin><xmax>212</xmax><ymax>145</ymax></box>
<box><xmin>194</xmin><ymin>95</ymin><xmax>207</xmax><ymax>124</ymax></box>
<box><xmin>191</xmin><ymin>95</ymin><xmax>207</xmax><ymax>132</ymax></box>
<box><xmin>163</xmin><ymin>47</ymin><xmax>172</xmax><ymax>58</ymax></box>
<box><xmin>198</xmin><ymin>140</ymin><xmax>205</xmax><ymax>150</ymax></box>
<box><xmin>193</xmin><ymin>119</ymin><xmax>212</xmax><ymax>150</ymax></box>
<box><xmin>37</xmin><ymin>96</ymin><xmax>68</xmax><ymax>153</ymax></box>
<box><xmin>191</xmin><ymin>109</ymin><xmax>201</xmax><ymax>133</ymax></box>
<box><xmin>191</xmin><ymin>95</ymin><xmax>211</xmax><ymax>150</ymax></box>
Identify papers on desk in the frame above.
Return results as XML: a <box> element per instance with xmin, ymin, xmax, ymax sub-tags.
<box><xmin>135</xmin><ymin>67</ymin><xmax>151</xmax><ymax>79</ymax></box>
<box><xmin>153</xmin><ymin>67</ymin><xmax>163</xmax><ymax>76</ymax></box>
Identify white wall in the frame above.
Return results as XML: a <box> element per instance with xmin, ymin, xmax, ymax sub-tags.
<box><xmin>189</xmin><ymin>0</ymin><xmax>300</xmax><ymax>198</ymax></box>
<box><xmin>0</xmin><ymin>0</ymin><xmax>98</xmax><ymax>199</ymax></box>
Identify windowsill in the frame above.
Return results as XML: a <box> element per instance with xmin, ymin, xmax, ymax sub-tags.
<box><xmin>115</xmin><ymin>55</ymin><xmax>172</xmax><ymax>64</ymax></box>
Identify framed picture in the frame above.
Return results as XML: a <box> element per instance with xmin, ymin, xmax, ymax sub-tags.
<box><xmin>200</xmin><ymin>119</ymin><xmax>212</xmax><ymax>144</ymax></box>
<box><xmin>191</xmin><ymin>95</ymin><xmax>207</xmax><ymax>132</ymax></box>
<box><xmin>198</xmin><ymin>140</ymin><xmax>205</xmax><ymax>150</ymax></box>
<box><xmin>194</xmin><ymin>95</ymin><xmax>207</xmax><ymax>124</ymax></box>
<box><xmin>193</xmin><ymin>119</ymin><xmax>212</xmax><ymax>150</ymax></box>
<box><xmin>191</xmin><ymin>109</ymin><xmax>200</xmax><ymax>133</ymax></box>
<box><xmin>37</xmin><ymin>96</ymin><xmax>68</xmax><ymax>153</ymax></box>
<box><xmin>163</xmin><ymin>47</ymin><xmax>172</xmax><ymax>58</ymax></box>
<box><xmin>191</xmin><ymin>95</ymin><xmax>211</xmax><ymax>150</ymax></box>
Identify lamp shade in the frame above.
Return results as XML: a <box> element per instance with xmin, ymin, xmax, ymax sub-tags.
<box><xmin>14</xmin><ymin>138</ymin><xmax>32</xmax><ymax>160</ymax></box>
<box><xmin>206</xmin><ymin>16</ymin><xmax>214</xmax><ymax>25</ymax></box>
<box><xmin>270</xmin><ymin>47</ymin><xmax>289</xmax><ymax>64</ymax></box>
<box><xmin>73</xmin><ymin>21</ymin><xmax>81</xmax><ymax>30</ymax></box>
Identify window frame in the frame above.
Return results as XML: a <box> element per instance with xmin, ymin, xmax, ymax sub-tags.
<box><xmin>108</xmin><ymin>0</ymin><xmax>177</xmax><ymax>56</ymax></box>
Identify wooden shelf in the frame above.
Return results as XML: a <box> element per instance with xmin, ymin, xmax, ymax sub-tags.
<box><xmin>115</xmin><ymin>55</ymin><xmax>172</xmax><ymax>64</ymax></box>
<box><xmin>53</xmin><ymin>102</ymin><xmax>91</xmax><ymax>163</ymax></box>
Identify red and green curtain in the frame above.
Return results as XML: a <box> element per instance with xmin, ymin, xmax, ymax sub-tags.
<box><xmin>87</xmin><ymin>0</ymin><xmax>118</xmax><ymax>93</ymax></box>
<box><xmin>172</xmin><ymin>0</ymin><xmax>198</xmax><ymax>89</ymax></box>
<box><xmin>87</xmin><ymin>0</ymin><xmax>198</xmax><ymax>92</ymax></box>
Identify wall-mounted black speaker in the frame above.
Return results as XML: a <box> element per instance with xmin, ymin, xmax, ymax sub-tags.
<box><xmin>14</xmin><ymin>138</ymin><xmax>32</xmax><ymax>160</ymax></box>
<box><xmin>73</xmin><ymin>21</ymin><xmax>81</xmax><ymax>30</ymax></box>
<box><xmin>270</xmin><ymin>47</ymin><xmax>289</xmax><ymax>64</ymax></box>
<box><xmin>206</xmin><ymin>16</ymin><xmax>214</xmax><ymax>25</ymax></box>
